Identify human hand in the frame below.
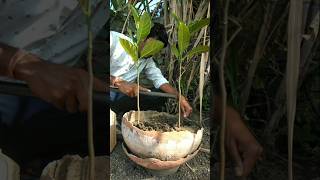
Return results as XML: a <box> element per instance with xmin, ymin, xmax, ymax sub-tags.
<box><xmin>225</xmin><ymin>107</ymin><xmax>263</xmax><ymax>177</ymax></box>
<box><xmin>179</xmin><ymin>95</ymin><xmax>192</xmax><ymax>118</ymax></box>
<box><xmin>115</xmin><ymin>81</ymin><xmax>150</xmax><ymax>97</ymax></box>
<box><xmin>14</xmin><ymin>54</ymin><xmax>105</xmax><ymax>113</ymax></box>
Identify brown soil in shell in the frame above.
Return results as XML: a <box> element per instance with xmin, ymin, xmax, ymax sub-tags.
<box><xmin>132</xmin><ymin>112</ymin><xmax>201</xmax><ymax>133</ymax></box>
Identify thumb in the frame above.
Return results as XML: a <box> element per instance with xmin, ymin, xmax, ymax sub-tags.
<box><xmin>139</xmin><ymin>86</ymin><xmax>151</xmax><ymax>92</ymax></box>
<box><xmin>229</xmin><ymin>140</ymin><xmax>244</xmax><ymax>176</ymax></box>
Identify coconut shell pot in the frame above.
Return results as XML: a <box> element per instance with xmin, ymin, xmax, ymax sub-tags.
<box><xmin>122</xmin><ymin>142</ymin><xmax>201</xmax><ymax>176</ymax></box>
<box><xmin>121</xmin><ymin>111</ymin><xmax>203</xmax><ymax>161</ymax></box>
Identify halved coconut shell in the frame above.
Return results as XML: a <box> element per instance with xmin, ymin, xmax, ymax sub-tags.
<box><xmin>121</xmin><ymin>111</ymin><xmax>203</xmax><ymax>161</ymax></box>
<box><xmin>122</xmin><ymin>143</ymin><xmax>200</xmax><ymax>170</ymax></box>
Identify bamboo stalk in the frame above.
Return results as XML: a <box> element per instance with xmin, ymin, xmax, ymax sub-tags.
<box><xmin>121</xmin><ymin>0</ymin><xmax>138</xmax><ymax>34</ymax></box>
<box><xmin>239</xmin><ymin>2</ymin><xmax>276</xmax><ymax>115</ymax></box>
<box><xmin>85</xmin><ymin>0</ymin><xmax>95</xmax><ymax>179</ymax></box>
<box><xmin>164</xmin><ymin>0</ymin><xmax>168</xmax><ymax>25</ymax></box>
<box><xmin>219</xmin><ymin>0</ymin><xmax>230</xmax><ymax>179</ymax></box>
<box><xmin>199</xmin><ymin>2</ymin><xmax>210</xmax><ymax>125</ymax></box>
<box><xmin>287</xmin><ymin>1</ymin><xmax>303</xmax><ymax>180</ymax></box>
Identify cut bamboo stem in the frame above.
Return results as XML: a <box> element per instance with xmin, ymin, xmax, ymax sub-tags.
<box><xmin>219</xmin><ymin>0</ymin><xmax>230</xmax><ymax>179</ymax></box>
<box><xmin>287</xmin><ymin>1</ymin><xmax>303</xmax><ymax>180</ymax></box>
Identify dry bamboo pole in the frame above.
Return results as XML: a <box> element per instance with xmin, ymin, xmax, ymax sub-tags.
<box><xmin>199</xmin><ymin>2</ymin><xmax>210</xmax><ymax>125</ymax></box>
<box><xmin>287</xmin><ymin>1</ymin><xmax>303</xmax><ymax>180</ymax></box>
<box><xmin>186</xmin><ymin>0</ymin><xmax>209</xmax><ymax>97</ymax></box>
<box><xmin>194</xmin><ymin>0</ymin><xmax>208</xmax><ymax>20</ymax></box>
<box><xmin>219</xmin><ymin>0</ymin><xmax>230</xmax><ymax>179</ymax></box>
<box><xmin>239</xmin><ymin>2</ymin><xmax>276</xmax><ymax>115</ymax></box>
<box><xmin>185</xmin><ymin>0</ymin><xmax>208</xmax><ymax>95</ymax></box>
<box><xmin>121</xmin><ymin>0</ymin><xmax>138</xmax><ymax>33</ymax></box>
<box><xmin>84</xmin><ymin>0</ymin><xmax>95</xmax><ymax>179</ymax></box>
<box><xmin>182</xmin><ymin>0</ymin><xmax>188</xmax><ymax>22</ymax></box>
<box><xmin>164</xmin><ymin>0</ymin><xmax>168</xmax><ymax>26</ymax></box>
<box><xmin>167</xmin><ymin>0</ymin><xmax>178</xmax><ymax>83</ymax></box>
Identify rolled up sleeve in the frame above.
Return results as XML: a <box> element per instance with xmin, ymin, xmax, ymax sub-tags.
<box><xmin>144</xmin><ymin>59</ymin><xmax>169</xmax><ymax>89</ymax></box>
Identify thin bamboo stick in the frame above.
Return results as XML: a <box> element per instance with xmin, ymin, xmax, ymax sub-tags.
<box><xmin>287</xmin><ymin>1</ymin><xmax>303</xmax><ymax>180</ymax></box>
<box><xmin>85</xmin><ymin>0</ymin><xmax>95</xmax><ymax>179</ymax></box>
<box><xmin>199</xmin><ymin>2</ymin><xmax>210</xmax><ymax>125</ymax></box>
<box><xmin>121</xmin><ymin>0</ymin><xmax>138</xmax><ymax>34</ymax></box>
<box><xmin>219</xmin><ymin>0</ymin><xmax>230</xmax><ymax>179</ymax></box>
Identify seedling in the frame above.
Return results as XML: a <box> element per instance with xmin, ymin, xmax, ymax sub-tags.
<box><xmin>79</xmin><ymin>0</ymin><xmax>95</xmax><ymax>179</ymax></box>
<box><xmin>170</xmin><ymin>13</ymin><xmax>210</xmax><ymax>127</ymax></box>
<box><xmin>119</xmin><ymin>4</ymin><xmax>165</xmax><ymax>123</ymax></box>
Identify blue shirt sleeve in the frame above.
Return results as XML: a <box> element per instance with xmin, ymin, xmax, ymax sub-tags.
<box><xmin>143</xmin><ymin>58</ymin><xmax>169</xmax><ymax>89</ymax></box>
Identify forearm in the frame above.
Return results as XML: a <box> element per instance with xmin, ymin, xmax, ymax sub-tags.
<box><xmin>159</xmin><ymin>83</ymin><xmax>179</xmax><ymax>97</ymax></box>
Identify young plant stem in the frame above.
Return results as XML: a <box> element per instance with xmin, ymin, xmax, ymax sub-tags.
<box><xmin>219</xmin><ymin>0</ymin><xmax>230</xmax><ymax>179</ymax></box>
<box><xmin>136</xmin><ymin>63</ymin><xmax>140</xmax><ymax>124</ymax></box>
<box><xmin>178</xmin><ymin>60</ymin><xmax>182</xmax><ymax>128</ymax></box>
<box><xmin>85</xmin><ymin>1</ymin><xmax>95</xmax><ymax>179</ymax></box>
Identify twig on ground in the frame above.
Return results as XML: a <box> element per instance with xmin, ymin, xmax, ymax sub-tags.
<box><xmin>200</xmin><ymin>148</ymin><xmax>210</xmax><ymax>154</ymax></box>
<box><xmin>186</xmin><ymin>162</ymin><xmax>196</xmax><ymax>173</ymax></box>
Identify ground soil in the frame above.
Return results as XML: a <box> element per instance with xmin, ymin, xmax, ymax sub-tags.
<box><xmin>132</xmin><ymin>112</ymin><xmax>201</xmax><ymax>133</ymax></box>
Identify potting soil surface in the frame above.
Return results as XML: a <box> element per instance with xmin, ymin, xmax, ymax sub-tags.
<box><xmin>132</xmin><ymin>112</ymin><xmax>201</xmax><ymax>133</ymax></box>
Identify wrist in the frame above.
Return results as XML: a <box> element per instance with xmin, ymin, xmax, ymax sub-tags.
<box><xmin>114</xmin><ymin>80</ymin><xmax>126</xmax><ymax>88</ymax></box>
<box><xmin>112</xmin><ymin>77</ymin><xmax>125</xmax><ymax>86</ymax></box>
<box><xmin>179</xmin><ymin>95</ymin><xmax>187</xmax><ymax>101</ymax></box>
<box><xmin>14</xmin><ymin>53</ymin><xmax>42</xmax><ymax>81</ymax></box>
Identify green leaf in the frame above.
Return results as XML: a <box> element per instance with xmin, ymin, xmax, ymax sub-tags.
<box><xmin>170</xmin><ymin>44</ymin><xmax>180</xmax><ymax>58</ymax></box>
<box><xmin>136</xmin><ymin>12</ymin><xmax>152</xmax><ymax>43</ymax></box>
<box><xmin>188</xmin><ymin>18</ymin><xmax>210</xmax><ymax>34</ymax></box>
<box><xmin>183</xmin><ymin>45</ymin><xmax>209</xmax><ymax>60</ymax></box>
<box><xmin>171</xmin><ymin>12</ymin><xmax>182</xmax><ymax>23</ymax></box>
<box><xmin>140</xmin><ymin>39</ymin><xmax>164</xmax><ymax>58</ymax></box>
<box><xmin>178</xmin><ymin>22</ymin><xmax>190</xmax><ymax>53</ymax></box>
<box><xmin>129</xmin><ymin>4</ymin><xmax>139</xmax><ymax>24</ymax></box>
<box><xmin>119</xmin><ymin>38</ymin><xmax>138</xmax><ymax>62</ymax></box>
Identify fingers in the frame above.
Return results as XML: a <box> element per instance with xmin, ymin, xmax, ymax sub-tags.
<box><xmin>184</xmin><ymin>104</ymin><xmax>192</xmax><ymax>117</ymax></box>
<box><xmin>139</xmin><ymin>86</ymin><xmax>151</xmax><ymax>92</ymax></box>
<box><xmin>241</xmin><ymin>144</ymin><xmax>263</xmax><ymax>177</ymax></box>
<box><xmin>181</xmin><ymin>103</ymin><xmax>187</xmax><ymax>117</ymax></box>
<box><xmin>180</xmin><ymin>97</ymin><xmax>192</xmax><ymax>117</ymax></box>
<box><xmin>228</xmin><ymin>140</ymin><xmax>244</xmax><ymax>177</ymax></box>
<box><xmin>65</xmin><ymin>94</ymin><xmax>78</xmax><ymax>113</ymax></box>
<box><xmin>49</xmin><ymin>90</ymin><xmax>66</xmax><ymax>111</ymax></box>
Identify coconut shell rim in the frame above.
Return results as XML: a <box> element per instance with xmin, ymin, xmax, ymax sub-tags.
<box><xmin>122</xmin><ymin>110</ymin><xmax>204</xmax><ymax>137</ymax></box>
